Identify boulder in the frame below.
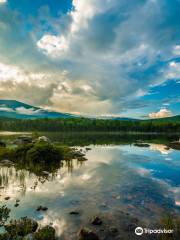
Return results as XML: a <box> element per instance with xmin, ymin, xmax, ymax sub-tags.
<box><xmin>134</xmin><ymin>143</ymin><xmax>150</xmax><ymax>147</ymax></box>
<box><xmin>15</xmin><ymin>136</ymin><xmax>33</xmax><ymax>145</ymax></box>
<box><xmin>78</xmin><ymin>228</ymin><xmax>100</xmax><ymax>240</ymax></box>
<box><xmin>0</xmin><ymin>140</ymin><xmax>6</xmax><ymax>147</ymax></box>
<box><xmin>36</xmin><ymin>206</ymin><xmax>48</xmax><ymax>211</ymax></box>
<box><xmin>91</xmin><ymin>217</ymin><xmax>103</xmax><ymax>226</ymax></box>
<box><xmin>37</xmin><ymin>136</ymin><xmax>51</xmax><ymax>143</ymax></box>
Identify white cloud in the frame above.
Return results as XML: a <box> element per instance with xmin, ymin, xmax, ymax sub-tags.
<box><xmin>173</xmin><ymin>45</ymin><xmax>180</xmax><ymax>56</ymax></box>
<box><xmin>148</xmin><ymin>108</ymin><xmax>173</xmax><ymax>119</ymax></box>
<box><xmin>0</xmin><ymin>0</ymin><xmax>180</xmax><ymax>115</ymax></box>
<box><xmin>0</xmin><ymin>0</ymin><xmax>7</xmax><ymax>4</ymax></box>
<box><xmin>0</xmin><ymin>62</ymin><xmax>26</xmax><ymax>83</ymax></box>
<box><xmin>15</xmin><ymin>107</ymin><xmax>42</xmax><ymax>115</ymax></box>
<box><xmin>165</xmin><ymin>61</ymin><xmax>180</xmax><ymax>80</ymax></box>
<box><xmin>0</xmin><ymin>106</ymin><xmax>14</xmax><ymax>112</ymax></box>
<box><xmin>37</xmin><ymin>35</ymin><xmax>69</xmax><ymax>57</ymax></box>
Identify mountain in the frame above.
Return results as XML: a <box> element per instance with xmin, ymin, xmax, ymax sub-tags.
<box><xmin>149</xmin><ymin>115</ymin><xmax>180</xmax><ymax>122</ymax></box>
<box><xmin>0</xmin><ymin>100</ymin><xmax>77</xmax><ymax>119</ymax></box>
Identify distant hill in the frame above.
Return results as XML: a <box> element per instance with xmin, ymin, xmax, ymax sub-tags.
<box><xmin>0</xmin><ymin>100</ymin><xmax>179</xmax><ymax>121</ymax></box>
<box><xmin>0</xmin><ymin>100</ymin><xmax>77</xmax><ymax>119</ymax></box>
<box><xmin>146</xmin><ymin>115</ymin><xmax>180</xmax><ymax>122</ymax></box>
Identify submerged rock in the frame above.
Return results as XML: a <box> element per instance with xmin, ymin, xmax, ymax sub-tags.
<box><xmin>34</xmin><ymin>226</ymin><xmax>55</xmax><ymax>240</ymax></box>
<box><xmin>69</xmin><ymin>210</ymin><xmax>80</xmax><ymax>215</ymax></box>
<box><xmin>109</xmin><ymin>226</ymin><xmax>118</xmax><ymax>234</ymax></box>
<box><xmin>4</xmin><ymin>197</ymin><xmax>10</xmax><ymax>201</ymax></box>
<box><xmin>36</xmin><ymin>206</ymin><xmax>48</xmax><ymax>211</ymax></box>
<box><xmin>78</xmin><ymin>228</ymin><xmax>100</xmax><ymax>240</ymax></box>
<box><xmin>134</xmin><ymin>143</ymin><xmax>150</xmax><ymax>147</ymax></box>
<box><xmin>85</xmin><ymin>147</ymin><xmax>91</xmax><ymax>151</ymax></box>
<box><xmin>91</xmin><ymin>216</ymin><xmax>103</xmax><ymax>226</ymax></box>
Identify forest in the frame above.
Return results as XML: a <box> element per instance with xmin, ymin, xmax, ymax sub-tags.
<box><xmin>0</xmin><ymin>116</ymin><xmax>180</xmax><ymax>133</ymax></box>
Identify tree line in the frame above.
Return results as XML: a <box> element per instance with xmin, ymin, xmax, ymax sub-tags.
<box><xmin>0</xmin><ymin>117</ymin><xmax>180</xmax><ymax>133</ymax></box>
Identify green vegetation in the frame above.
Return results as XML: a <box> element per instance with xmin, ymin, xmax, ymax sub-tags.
<box><xmin>5</xmin><ymin>217</ymin><xmax>38</xmax><ymax>237</ymax></box>
<box><xmin>34</xmin><ymin>226</ymin><xmax>55</xmax><ymax>240</ymax></box>
<box><xmin>160</xmin><ymin>214</ymin><xmax>180</xmax><ymax>240</ymax></box>
<box><xmin>0</xmin><ymin>205</ymin><xmax>10</xmax><ymax>227</ymax></box>
<box><xmin>0</xmin><ymin>206</ymin><xmax>56</xmax><ymax>240</ymax></box>
<box><xmin>0</xmin><ymin>117</ymin><xmax>180</xmax><ymax>133</ymax></box>
<box><xmin>0</xmin><ymin>142</ymin><xmax>86</xmax><ymax>176</ymax></box>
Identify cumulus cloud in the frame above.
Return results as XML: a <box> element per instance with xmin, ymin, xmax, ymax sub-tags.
<box><xmin>165</xmin><ymin>61</ymin><xmax>180</xmax><ymax>80</ymax></box>
<box><xmin>148</xmin><ymin>108</ymin><xmax>173</xmax><ymax>119</ymax></box>
<box><xmin>0</xmin><ymin>0</ymin><xmax>180</xmax><ymax>115</ymax></box>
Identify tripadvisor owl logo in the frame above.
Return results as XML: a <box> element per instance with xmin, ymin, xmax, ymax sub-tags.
<box><xmin>135</xmin><ymin>226</ymin><xmax>174</xmax><ymax>236</ymax></box>
<box><xmin>135</xmin><ymin>227</ymin><xmax>143</xmax><ymax>235</ymax></box>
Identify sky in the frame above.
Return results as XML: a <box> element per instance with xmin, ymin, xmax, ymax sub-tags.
<box><xmin>0</xmin><ymin>0</ymin><xmax>180</xmax><ymax>119</ymax></box>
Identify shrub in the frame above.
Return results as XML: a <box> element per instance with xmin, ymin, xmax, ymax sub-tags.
<box><xmin>5</xmin><ymin>217</ymin><xmax>38</xmax><ymax>237</ymax></box>
<box><xmin>0</xmin><ymin>205</ymin><xmax>10</xmax><ymax>226</ymax></box>
<box><xmin>34</xmin><ymin>226</ymin><xmax>56</xmax><ymax>240</ymax></box>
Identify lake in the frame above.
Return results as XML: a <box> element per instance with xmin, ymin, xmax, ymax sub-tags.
<box><xmin>0</xmin><ymin>132</ymin><xmax>180</xmax><ymax>239</ymax></box>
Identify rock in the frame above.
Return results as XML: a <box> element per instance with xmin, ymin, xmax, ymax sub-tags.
<box><xmin>37</xmin><ymin>136</ymin><xmax>51</xmax><ymax>143</ymax></box>
<box><xmin>0</xmin><ymin>159</ymin><xmax>14</xmax><ymax>166</ymax></box>
<box><xmin>168</xmin><ymin>142</ymin><xmax>180</xmax><ymax>150</ymax></box>
<box><xmin>16</xmin><ymin>136</ymin><xmax>33</xmax><ymax>145</ymax></box>
<box><xmin>69</xmin><ymin>211</ymin><xmax>80</xmax><ymax>215</ymax></box>
<box><xmin>78</xmin><ymin>228</ymin><xmax>100</xmax><ymax>240</ymax></box>
<box><xmin>91</xmin><ymin>216</ymin><xmax>103</xmax><ymax>226</ymax></box>
<box><xmin>4</xmin><ymin>197</ymin><xmax>10</xmax><ymax>200</ymax></box>
<box><xmin>14</xmin><ymin>203</ymin><xmax>19</xmax><ymax>207</ymax></box>
<box><xmin>134</xmin><ymin>143</ymin><xmax>150</xmax><ymax>147</ymax></box>
<box><xmin>85</xmin><ymin>147</ymin><xmax>91</xmax><ymax>151</ymax></box>
<box><xmin>42</xmin><ymin>171</ymin><xmax>49</xmax><ymax>176</ymax></box>
<box><xmin>0</xmin><ymin>140</ymin><xmax>6</xmax><ymax>147</ymax></box>
<box><xmin>41</xmin><ymin>207</ymin><xmax>48</xmax><ymax>211</ymax></box>
<box><xmin>34</xmin><ymin>226</ymin><xmax>55</xmax><ymax>240</ymax></box>
<box><xmin>36</xmin><ymin>206</ymin><xmax>48</xmax><ymax>211</ymax></box>
<box><xmin>109</xmin><ymin>227</ymin><xmax>118</xmax><ymax>234</ymax></box>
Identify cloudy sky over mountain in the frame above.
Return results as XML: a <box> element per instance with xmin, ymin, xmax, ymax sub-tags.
<box><xmin>0</xmin><ymin>0</ymin><xmax>179</xmax><ymax>118</ymax></box>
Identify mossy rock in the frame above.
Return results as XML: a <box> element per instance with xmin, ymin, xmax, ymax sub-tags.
<box><xmin>26</xmin><ymin>143</ymin><xmax>62</xmax><ymax>164</ymax></box>
<box><xmin>34</xmin><ymin>226</ymin><xmax>56</xmax><ymax>240</ymax></box>
<box><xmin>78</xmin><ymin>228</ymin><xmax>99</xmax><ymax>240</ymax></box>
<box><xmin>5</xmin><ymin>217</ymin><xmax>38</xmax><ymax>237</ymax></box>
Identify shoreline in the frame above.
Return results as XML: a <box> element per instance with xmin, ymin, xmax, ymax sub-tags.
<box><xmin>0</xmin><ymin>131</ymin><xmax>179</xmax><ymax>135</ymax></box>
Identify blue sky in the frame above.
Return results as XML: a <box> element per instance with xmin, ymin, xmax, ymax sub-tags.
<box><xmin>0</xmin><ymin>0</ymin><xmax>180</xmax><ymax>118</ymax></box>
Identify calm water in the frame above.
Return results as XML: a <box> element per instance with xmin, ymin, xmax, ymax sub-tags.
<box><xmin>0</xmin><ymin>136</ymin><xmax>180</xmax><ymax>239</ymax></box>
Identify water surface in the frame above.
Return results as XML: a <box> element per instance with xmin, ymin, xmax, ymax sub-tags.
<box><xmin>0</xmin><ymin>138</ymin><xmax>180</xmax><ymax>239</ymax></box>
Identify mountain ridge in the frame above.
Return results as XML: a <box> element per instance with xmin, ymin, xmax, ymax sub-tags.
<box><xmin>0</xmin><ymin>100</ymin><xmax>179</xmax><ymax>121</ymax></box>
<box><xmin>0</xmin><ymin>100</ymin><xmax>77</xmax><ymax>119</ymax></box>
